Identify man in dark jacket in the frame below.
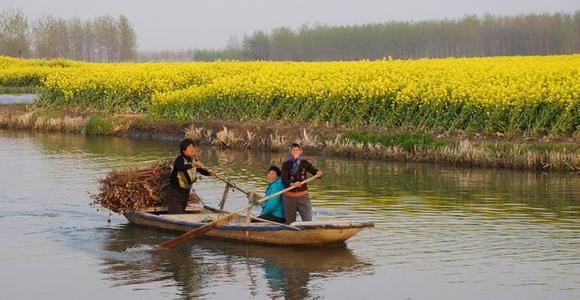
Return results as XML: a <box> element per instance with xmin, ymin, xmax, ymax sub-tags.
<box><xmin>281</xmin><ymin>143</ymin><xmax>324</xmax><ymax>224</ymax></box>
<box><xmin>166</xmin><ymin>139</ymin><xmax>215</xmax><ymax>214</ymax></box>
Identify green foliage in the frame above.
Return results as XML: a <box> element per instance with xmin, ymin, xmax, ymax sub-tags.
<box><xmin>82</xmin><ymin>115</ymin><xmax>114</xmax><ymax>135</ymax></box>
<box><xmin>343</xmin><ymin>131</ymin><xmax>447</xmax><ymax>151</ymax></box>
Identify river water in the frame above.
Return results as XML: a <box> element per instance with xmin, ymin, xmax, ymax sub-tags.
<box><xmin>0</xmin><ymin>94</ymin><xmax>37</xmax><ymax>105</ymax></box>
<box><xmin>0</xmin><ymin>129</ymin><xmax>578</xmax><ymax>299</ymax></box>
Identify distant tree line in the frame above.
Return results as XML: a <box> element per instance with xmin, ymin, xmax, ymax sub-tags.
<box><xmin>3</xmin><ymin>8</ymin><xmax>577</xmax><ymax>62</ymax></box>
<box><xmin>137</xmin><ymin>48</ymin><xmax>242</xmax><ymax>62</ymax></box>
<box><xmin>144</xmin><ymin>11</ymin><xmax>580</xmax><ymax>61</ymax></box>
<box><xmin>137</xmin><ymin>36</ymin><xmax>243</xmax><ymax>62</ymax></box>
<box><xmin>0</xmin><ymin>8</ymin><xmax>137</xmax><ymax>61</ymax></box>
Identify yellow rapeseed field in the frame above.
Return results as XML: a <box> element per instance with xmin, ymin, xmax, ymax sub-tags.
<box><xmin>2</xmin><ymin>55</ymin><xmax>578</xmax><ymax>134</ymax></box>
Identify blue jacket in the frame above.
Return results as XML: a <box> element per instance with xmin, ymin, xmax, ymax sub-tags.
<box><xmin>261</xmin><ymin>178</ymin><xmax>285</xmax><ymax>219</ymax></box>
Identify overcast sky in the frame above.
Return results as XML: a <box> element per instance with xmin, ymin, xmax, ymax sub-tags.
<box><xmin>2</xmin><ymin>0</ymin><xmax>578</xmax><ymax>50</ymax></box>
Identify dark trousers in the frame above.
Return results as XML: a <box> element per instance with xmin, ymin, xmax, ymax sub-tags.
<box><xmin>166</xmin><ymin>185</ymin><xmax>189</xmax><ymax>214</ymax></box>
<box><xmin>283</xmin><ymin>193</ymin><xmax>312</xmax><ymax>224</ymax></box>
<box><xmin>256</xmin><ymin>213</ymin><xmax>285</xmax><ymax>224</ymax></box>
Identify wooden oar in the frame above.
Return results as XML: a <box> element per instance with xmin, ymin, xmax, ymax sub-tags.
<box><xmin>212</xmin><ymin>172</ymin><xmax>300</xmax><ymax>230</ymax></box>
<box><xmin>206</xmin><ymin>169</ymin><xmax>264</xmax><ymax>209</ymax></box>
<box><xmin>213</xmin><ymin>206</ymin><xmax>301</xmax><ymax>231</ymax></box>
<box><xmin>212</xmin><ymin>172</ymin><xmax>262</xmax><ymax>198</ymax></box>
<box><xmin>159</xmin><ymin>175</ymin><xmax>320</xmax><ymax>250</ymax></box>
<box><xmin>212</xmin><ymin>171</ymin><xmax>299</xmax><ymax>229</ymax></box>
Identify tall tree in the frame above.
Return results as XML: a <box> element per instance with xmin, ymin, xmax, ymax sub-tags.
<box><xmin>242</xmin><ymin>30</ymin><xmax>270</xmax><ymax>60</ymax></box>
<box><xmin>0</xmin><ymin>8</ymin><xmax>30</xmax><ymax>57</ymax></box>
<box><xmin>32</xmin><ymin>15</ymin><xmax>60</xmax><ymax>58</ymax></box>
<box><xmin>118</xmin><ymin>15</ymin><xmax>136</xmax><ymax>61</ymax></box>
<box><xmin>68</xmin><ymin>16</ymin><xmax>86</xmax><ymax>61</ymax></box>
<box><xmin>93</xmin><ymin>15</ymin><xmax>119</xmax><ymax>62</ymax></box>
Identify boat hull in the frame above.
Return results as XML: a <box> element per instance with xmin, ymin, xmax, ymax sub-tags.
<box><xmin>124</xmin><ymin>209</ymin><xmax>373</xmax><ymax>246</ymax></box>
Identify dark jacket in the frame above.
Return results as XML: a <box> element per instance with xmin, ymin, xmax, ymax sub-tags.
<box><xmin>281</xmin><ymin>159</ymin><xmax>318</xmax><ymax>193</ymax></box>
<box><xmin>170</xmin><ymin>155</ymin><xmax>210</xmax><ymax>192</ymax></box>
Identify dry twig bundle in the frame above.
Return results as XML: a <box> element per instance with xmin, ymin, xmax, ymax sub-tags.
<box><xmin>91</xmin><ymin>161</ymin><xmax>172</xmax><ymax>213</ymax></box>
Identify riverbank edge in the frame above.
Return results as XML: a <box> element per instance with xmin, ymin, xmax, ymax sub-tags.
<box><xmin>1</xmin><ymin>104</ymin><xmax>578</xmax><ymax>172</ymax></box>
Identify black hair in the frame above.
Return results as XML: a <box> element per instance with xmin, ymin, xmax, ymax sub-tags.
<box><xmin>290</xmin><ymin>143</ymin><xmax>301</xmax><ymax>149</ymax></box>
<box><xmin>179</xmin><ymin>138</ymin><xmax>196</xmax><ymax>155</ymax></box>
<box><xmin>268</xmin><ymin>165</ymin><xmax>282</xmax><ymax>177</ymax></box>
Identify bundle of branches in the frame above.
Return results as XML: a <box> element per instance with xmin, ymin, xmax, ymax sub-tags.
<box><xmin>91</xmin><ymin>160</ymin><xmax>172</xmax><ymax>213</ymax></box>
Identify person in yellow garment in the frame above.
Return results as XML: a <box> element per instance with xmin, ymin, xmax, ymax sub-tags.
<box><xmin>166</xmin><ymin>139</ymin><xmax>215</xmax><ymax>214</ymax></box>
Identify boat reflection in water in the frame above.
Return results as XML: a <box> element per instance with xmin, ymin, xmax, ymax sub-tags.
<box><xmin>98</xmin><ymin>223</ymin><xmax>372</xmax><ymax>298</ymax></box>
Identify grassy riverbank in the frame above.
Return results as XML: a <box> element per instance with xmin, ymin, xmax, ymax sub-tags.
<box><xmin>1</xmin><ymin>104</ymin><xmax>577</xmax><ymax>172</ymax></box>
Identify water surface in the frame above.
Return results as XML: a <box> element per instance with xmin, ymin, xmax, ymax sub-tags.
<box><xmin>0</xmin><ymin>130</ymin><xmax>578</xmax><ymax>299</ymax></box>
<box><xmin>0</xmin><ymin>94</ymin><xmax>37</xmax><ymax>104</ymax></box>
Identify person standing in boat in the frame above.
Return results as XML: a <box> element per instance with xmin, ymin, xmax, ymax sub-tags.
<box><xmin>281</xmin><ymin>143</ymin><xmax>324</xmax><ymax>224</ymax></box>
<box><xmin>166</xmin><ymin>138</ymin><xmax>215</xmax><ymax>214</ymax></box>
<box><xmin>255</xmin><ymin>165</ymin><xmax>286</xmax><ymax>223</ymax></box>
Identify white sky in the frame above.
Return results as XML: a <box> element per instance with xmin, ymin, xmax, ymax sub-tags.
<box><xmin>2</xmin><ymin>0</ymin><xmax>578</xmax><ymax>50</ymax></box>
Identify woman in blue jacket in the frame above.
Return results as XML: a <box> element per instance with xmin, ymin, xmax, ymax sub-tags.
<box><xmin>258</xmin><ymin>165</ymin><xmax>285</xmax><ymax>223</ymax></box>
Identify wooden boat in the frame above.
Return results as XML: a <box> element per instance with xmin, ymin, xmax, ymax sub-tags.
<box><xmin>124</xmin><ymin>205</ymin><xmax>374</xmax><ymax>246</ymax></box>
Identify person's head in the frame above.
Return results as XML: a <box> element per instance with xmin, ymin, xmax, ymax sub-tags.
<box><xmin>267</xmin><ymin>165</ymin><xmax>281</xmax><ymax>182</ymax></box>
<box><xmin>179</xmin><ymin>138</ymin><xmax>199</xmax><ymax>158</ymax></box>
<box><xmin>289</xmin><ymin>143</ymin><xmax>302</xmax><ymax>160</ymax></box>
